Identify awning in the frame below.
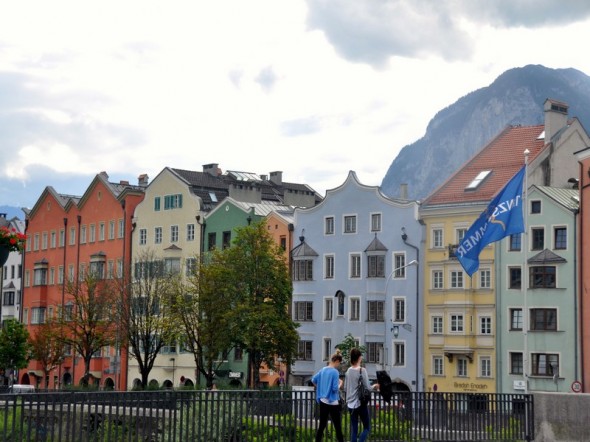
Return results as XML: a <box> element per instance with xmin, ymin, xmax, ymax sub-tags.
<box><xmin>28</xmin><ymin>370</ymin><xmax>44</xmax><ymax>378</ymax></box>
<box><xmin>89</xmin><ymin>371</ymin><xmax>102</xmax><ymax>379</ymax></box>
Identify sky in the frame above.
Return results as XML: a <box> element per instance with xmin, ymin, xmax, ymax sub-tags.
<box><xmin>2</xmin><ymin>0</ymin><xmax>590</xmax><ymax>209</ymax></box>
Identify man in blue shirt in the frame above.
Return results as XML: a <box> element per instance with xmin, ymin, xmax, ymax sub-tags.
<box><xmin>311</xmin><ymin>350</ymin><xmax>344</xmax><ymax>442</ymax></box>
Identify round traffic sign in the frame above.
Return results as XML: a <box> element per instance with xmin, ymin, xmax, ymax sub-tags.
<box><xmin>572</xmin><ymin>380</ymin><xmax>582</xmax><ymax>393</ymax></box>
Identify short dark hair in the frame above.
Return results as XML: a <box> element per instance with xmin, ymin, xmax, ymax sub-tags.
<box><xmin>350</xmin><ymin>348</ymin><xmax>362</xmax><ymax>364</ymax></box>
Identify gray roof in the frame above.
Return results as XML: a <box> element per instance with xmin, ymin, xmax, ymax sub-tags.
<box><xmin>364</xmin><ymin>234</ymin><xmax>388</xmax><ymax>252</ymax></box>
<box><xmin>528</xmin><ymin>249</ymin><xmax>567</xmax><ymax>264</ymax></box>
<box><xmin>533</xmin><ymin>186</ymin><xmax>579</xmax><ymax>212</ymax></box>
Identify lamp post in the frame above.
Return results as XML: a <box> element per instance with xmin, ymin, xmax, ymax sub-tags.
<box><xmin>402</xmin><ymin>227</ymin><xmax>421</xmax><ymax>392</ymax></box>
<box><xmin>170</xmin><ymin>358</ymin><xmax>176</xmax><ymax>389</ymax></box>
<box><xmin>384</xmin><ymin>259</ymin><xmax>418</xmax><ymax>371</ymax></box>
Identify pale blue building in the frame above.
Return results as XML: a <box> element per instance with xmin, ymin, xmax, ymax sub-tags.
<box><xmin>290</xmin><ymin>171</ymin><xmax>424</xmax><ymax>392</ymax></box>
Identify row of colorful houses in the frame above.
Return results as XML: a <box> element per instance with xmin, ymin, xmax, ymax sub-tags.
<box><xmin>2</xmin><ymin>97</ymin><xmax>590</xmax><ymax>395</ymax></box>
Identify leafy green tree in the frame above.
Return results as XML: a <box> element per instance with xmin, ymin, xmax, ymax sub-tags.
<box><xmin>336</xmin><ymin>333</ymin><xmax>367</xmax><ymax>371</ymax></box>
<box><xmin>0</xmin><ymin>319</ymin><xmax>31</xmax><ymax>384</ymax></box>
<box><xmin>221</xmin><ymin>221</ymin><xmax>299</xmax><ymax>388</ymax></box>
<box><xmin>117</xmin><ymin>250</ymin><xmax>181</xmax><ymax>389</ymax></box>
<box><xmin>28</xmin><ymin>320</ymin><xmax>66</xmax><ymax>388</ymax></box>
<box><xmin>171</xmin><ymin>253</ymin><xmax>235</xmax><ymax>388</ymax></box>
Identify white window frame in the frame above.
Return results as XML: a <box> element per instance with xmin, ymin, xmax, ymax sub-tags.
<box><xmin>370</xmin><ymin>213</ymin><xmax>382</xmax><ymax>232</ymax></box>
<box><xmin>324</xmin><ymin>298</ymin><xmax>333</xmax><ymax>321</ymax></box>
<box><xmin>350</xmin><ymin>297</ymin><xmax>360</xmax><ymax>321</ymax></box>
<box><xmin>350</xmin><ymin>253</ymin><xmax>361</xmax><ymax>278</ymax></box>
<box><xmin>432</xmin><ymin>315</ymin><xmax>443</xmax><ymax>334</ymax></box>
<box><xmin>432</xmin><ymin>226</ymin><xmax>444</xmax><ymax>249</ymax></box>
<box><xmin>343</xmin><ymin>214</ymin><xmax>357</xmax><ymax>234</ymax></box>
<box><xmin>432</xmin><ymin>270</ymin><xmax>443</xmax><ymax>289</ymax></box>
<box><xmin>450</xmin><ymin>313</ymin><xmax>464</xmax><ymax>333</ymax></box>
<box><xmin>450</xmin><ymin>270</ymin><xmax>464</xmax><ymax>289</ymax></box>
<box><xmin>480</xmin><ymin>268</ymin><xmax>492</xmax><ymax>289</ymax></box>
<box><xmin>324</xmin><ymin>216</ymin><xmax>335</xmax><ymax>235</ymax></box>
<box><xmin>480</xmin><ymin>356</ymin><xmax>492</xmax><ymax>378</ymax></box>
<box><xmin>433</xmin><ymin>355</ymin><xmax>444</xmax><ymax>376</ymax></box>
<box><xmin>324</xmin><ymin>254</ymin><xmax>335</xmax><ymax>279</ymax></box>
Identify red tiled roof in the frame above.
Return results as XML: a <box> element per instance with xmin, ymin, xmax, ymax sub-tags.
<box><xmin>422</xmin><ymin>125</ymin><xmax>546</xmax><ymax>207</ymax></box>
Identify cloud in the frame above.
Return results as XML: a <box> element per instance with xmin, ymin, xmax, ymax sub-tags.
<box><xmin>255</xmin><ymin>66</ymin><xmax>279</xmax><ymax>92</ymax></box>
<box><xmin>304</xmin><ymin>0</ymin><xmax>590</xmax><ymax>68</ymax></box>
<box><xmin>280</xmin><ymin>116</ymin><xmax>323</xmax><ymax>137</ymax></box>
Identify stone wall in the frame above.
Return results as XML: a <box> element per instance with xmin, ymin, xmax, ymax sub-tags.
<box><xmin>534</xmin><ymin>392</ymin><xmax>590</xmax><ymax>441</ymax></box>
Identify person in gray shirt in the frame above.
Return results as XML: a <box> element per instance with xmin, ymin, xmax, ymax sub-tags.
<box><xmin>344</xmin><ymin>348</ymin><xmax>379</xmax><ymax>442</ymax></box>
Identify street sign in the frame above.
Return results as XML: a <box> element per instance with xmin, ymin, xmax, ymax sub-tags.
<box><xmin>572</xmin><ymin>380</ymin><xmax>582</xmax><ymax>393</ymax></box>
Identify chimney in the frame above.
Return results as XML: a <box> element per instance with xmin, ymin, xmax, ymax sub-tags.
<box><xmin>120</xmin><ymin>180</ymin><xmax>129</xmax><ymax>185</ymax></box>
<box><xmin>400</xmin><ymin>183</ymin><xmax>408</xmax><ymax>200</ymax></box>
<box><xmin>544</xmin><ymin>99</ymin><xmax>569</xmax><ymax>143</ymax></box>
<box><xmin>203</xmin><ymin>163</ymin><xmax>221</xmax><ymax>176</ymax></box>
<box><xmin>99</xmin><ymin>171</ymin><xmax>109</xmax><ymax>179</ymax></box>
<box><xmin>269</xmin><ymin>171</ymin><xmax>283</xmax><ymax>185</ymax></box>
<box><xmin>138</xmin><ymin>174</ymin><xmax>149</xmax><ymax>187</ymax></box>
<box><xmin>0</xmin><ymin>213</ymin><xmax>6</xmax><ymax>219</ymax></box>
<box><xmin>260</xmin><ymin>174</ymin><xmax>268</xmax><ymax>181</ymax></box>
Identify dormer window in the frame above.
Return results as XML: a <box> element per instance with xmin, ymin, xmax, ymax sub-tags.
<box><xmin>466</xmin><ymin>170</ymin><xmax>491</xmax><ymax>190</ymax></box>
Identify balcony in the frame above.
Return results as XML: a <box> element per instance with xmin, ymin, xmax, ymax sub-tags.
<box><xmin>448</xmin><ymin>244</ymin><xmax>459</xmax><ymax>260</ymax></box>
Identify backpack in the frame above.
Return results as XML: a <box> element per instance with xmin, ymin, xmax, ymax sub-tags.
<box><xmin>357</xmin><ymin>368</ymin><xmax>372</xmax><ymax>405</ymax></box>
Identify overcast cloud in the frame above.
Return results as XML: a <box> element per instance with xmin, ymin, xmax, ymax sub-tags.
<box><xmin>1</xmin><ymin>1</ymin><xmax>590</xmax><ymax>209</ymax></box>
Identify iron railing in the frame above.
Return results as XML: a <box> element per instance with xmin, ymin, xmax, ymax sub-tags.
<box><xmin>0</xmin><ymin>389</ymin><xmax>534</xmax><ymax>441</ymax></box>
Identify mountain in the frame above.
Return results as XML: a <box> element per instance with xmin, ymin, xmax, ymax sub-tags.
<box><xmin>381</xmin><ymin>65</ymin><xmax>590</xmax><ymax>201</ymax></box>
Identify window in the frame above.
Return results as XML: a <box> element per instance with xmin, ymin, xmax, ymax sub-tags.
<box><xmin>457</xmin><ymin>358</ymin><xmax>468</xmax><ymax>377</ymax></box>
<box><xmin>89</xmin><ymin>260</ymin><xmax>105</xmax><ymax>279</ymax></box>
<box><xmin>510</xmin><ymin>352</ymin><xmax>523</xmax><ymax>375</ymax></box>
<box><xmin>3</xmin><ymin>291</ymin><xmax>15</xmax><ymax>306</ymax></box>
<box><xmin>164</xmin><ymin>194</ymin><xmax>183</xmax><ymax>210</ymax></box>
<box><xmin>466</xmin><ymin>170</ymin><xmax>491</xmax><ymax>190</ymax></box>
<box><xmin>31</xmin><ymin>307</ymin><xmax>46</xmax><ymax>324</ymax></box>
<box><xmin>49</xmin><ymin>268</ymin><xmax>55</xmax><ymax>285</ymax></box>
<box><xmin>479</xmin><ymin>269</ymin><xmax>491</xmax><ymax>289</ymax></box>
<box><xmin>292</xmin><ymin>260</ymin><xmax>313</xmax><ymax>281</ymax></box>
<box><xmin>450</xmin><ymin>314</ymin><xmax>464</xmax><ymax>332</ymax></box>
<box><xmin>366</xmin><ymin>342</ymin><xmax>383</xmax><ymax>364</ymax></box>
<box><xmin>432</xmin><ymin>270</ymin><xmax>443</xmax><ymax>289</ymax></box>
<box><xmin>297</xmin><ymin>341</ymin><xmax>313</xmax><ymax>360</ymax></box>
<box><xmin>50</xmin><ymin>231</ymin><xmax>56</xmax><ymax>248</ymax></box>
<box><xmin>324</xmin><ymin>298</ymin><xmax>333</xmax><ymax>321</ymax></box>
<box><xmin>34</xmin><ymin>267</ymin><xmax>48</xmax><ymax>286</ymax></box>
<box><xmin>118</xmin><ymin>219</ymin><xmax>124</xmax><ymax>238</ymax></box>
<box><xmin>350</xmin><ymin>298</ymin><xmax>360</xmax><ymax>321</ymax></box>
<box><xmin>42</xmin><ymin>232</ymin><xmax>48</xmax><ymax>249</ymax></box>
<box><xmin>480</xmin><ymin>316</ymin><xmax>492</xmax><ymax>335</ymax></box>
<box><xmin>325</xmin><ymin>255</ymin><xmax>334</xmax><ymax>279</ymax></box>
<box><xmin>69</xmin><ymin>227</ymin><xmax>76</xmax><ymax>245</ymax></box>
<box><xmin>187</xmin><ymin>224</ymin><xmax>195</xmax><ymax>241</ymax></box>
<box><xmin>222</xmin><ymin>231</ymin><xmax>231</xmax><ymax>249</ymax></box>
<box><xmin>554</xmin><ymin>227</ymin><xmax>567</xmax><ymax>250</ymax></box>
<box><xmin>336</xmin><ymin>292</ymin><xmax>345</xmax><ymax>316</ymax></box>
<box><xmin>432</xmin><ymin>316</ymin><xmax>443</xmax><ymax>334</ymax></box>
<box><xmin>510</xmin><ymin>309</ymin><xmax>523</xmax><ymax>331</ymax></box>
<box><xmin>531</xmin><ymin>200</ymin><xmax>541</xmax><ymax>214</ymax></box>
<box><xmin>80</xmin><ymin>226</ymin><xmax>87</xmax><ymax>244</ymax></box>
<box><xmin>323</xmin><ymin>338</ymin><xmax>332</xmax><ymax>361</ymax></box>
<box><xmin>371</xmin><ymin>213</ymin><xmax>381</xmax><ymax>232</ymax></box>
<box><xmin>531</xmin><ymin>227</ymin><xmax>544</xmax><ymax>250</ymax></box>
<box><xmin>58</xmin><ymin>266</ymin><xmax>64</xmax><ymax>284</ymax></box>
<box><xmin>456</xmin><ymin>228</ymin><xmax>467</xmax><ymax>243</ymax></box>
<box><xmin>139</xmin><ymin>229</ymin><xmax>147</xmax><ymax>245</ymax></box>
<box><xmin>33</xmin><ymin>233</ymin><xmax>40</xmax><ymax>249</ymax></box>
<box><xmin>109</xmin><ymin>220</ymin><xmax>115</xmax><ymax>240</ymax></box>
<box><xmin>394</xmin><ymin>298</ymin><xmax>405</xmax><ymax>323</ymax></box>
<box><xmin>509</xmin><ymin>267</ymin><xmax>521</xmax><ymax>289</ymax></box>
<box><xmin>432</xmin><ymin>228</ymin><xmax>443</xmax><ymax>248</ymax></box>
<box><xmin>368</xmin><ymin>255</ymin><xmax>385</xmax><ymax>277</ymax></box>
<box><xmin>350</xmin><ymin>254</ymin><xmax>361</xmax><ymax>278</ymax></box>
<box><xmin>368</xmin><ymin>301</ymin><xmax>384</xmax><ymax>322</ymax></box>
<box><xmin>154</xmin><ymin>197</ymin><xmax>161</xmax><ymax>211</ymax></box>
<box><xmin>89</xmin><ymin>225</ymin><xmax>95</xmax><ymax>243</ymax></box>
<box><xmin>164</xmin><ymin>258</ymin><xmax>181</xmax><ymax>275</ymax></box>
<box><xmin>325</xmin><ymin>217</ymin><xmax>334</xmax><ymax>235</ymax></box>
<box><xmin>530</xmin><ymin>266</ymin><xmax>556</xmax><ymax>288</ymax></box>
<box><xmin>208</xmin><ymin>232</ymin><xmax>216</xmax><ymax>250</ymax></box>
<box><xmin>59</xmin><ymin>229</ymin><xmax>65</xmax><ymax>247</ymax></box>
<box><xmin>155</xmin><ymin>227</ymin><xmax>162</xmax><ymax>244</ymax></box>
<box><xmin>394</xmin><ymin>253</ymin><xmax>406</xmax><ymax>278</ymax></box>
<box><xmin>530</xmin><ymin>308</ymin><xmax>557</xmax><ymax>331</ymax></box>
<box><xmin>393</xmin><ymin>342</ymin><xmax>405</xmax><ymax>366</ymax></box>
<box><xmin>532</xmin><ymin>353</ymin><xmax>558</xmax><ymax>376</ymax></box>
<box><xmin>509</xmin><ymin>233</ymin><xmax>521</xmax><ymax>251</ymax></box>
<box><xmin>234</xmin><ymin>346</ymin><xmax>243</xmax><ymax>361</ymax></box>
<box><xmin>107</xmin><ymin>261</ymin><xmax>114</xmax><ymax>279</ymax></box>
<box><xmin>99</xmin><ymin>222</ymin><xmax>105</xmax><ymax>241</ymax></box>
<box><xmin>294</xmin><ymin>301</ymin><xmax>313</xmax><ymax>321</ymax></box>
<box><xmin>23</xmin><ymin>309</ymin><xmax>28</xmax><ymax>325</ymax></box>
<box><xmin>480</xmin><ymin>357</ymin><xmax>492</xmax><ymax>378</ymax></box>
<box><xmin>185</xmin><ymin>258</ymin><xmax>197</xmax><ymax>276</ymax></box>
<box><xmin>450</xmin><ymin>270</ymin><xmax>464</xmax><ymax>289</ymax></box>
<box><xmin>171</xmin><ymin>225</ymin><xmax>179</xmax><ymax>243</ymax></box>
<box><xmin>344</xmin><ymin>215</ymin><xmax>357</xmax><ymax>233</ymax></box>
<box><xmin>433</xmin><ymin>356</ymin><xmax>444</xmax><ymax>376</ymax></box>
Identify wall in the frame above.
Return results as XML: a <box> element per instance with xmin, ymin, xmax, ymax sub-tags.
<box><xmin>534</xmin><ymin>392</ymin><xmax>590</xmax><ymax>441</ymax></box>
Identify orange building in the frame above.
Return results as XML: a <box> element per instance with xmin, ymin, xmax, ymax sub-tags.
<box><xmin>22</xmin><ymin>172</ymin><xmax>145</xmax><ymax>390</ymax></box>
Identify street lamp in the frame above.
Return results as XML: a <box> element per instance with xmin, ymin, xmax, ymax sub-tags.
<box><xmin>384</xmin><ymin>259</ymin><xmax>418</xmax><ymax>370</ymax></box>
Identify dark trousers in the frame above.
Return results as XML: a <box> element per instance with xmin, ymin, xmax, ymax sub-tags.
<box><xmin>349</xmin><ymin>403</ymin><xmax>371</xmax><ymax>442</ymax></box>
<box><xmin>316</xmin><ymin>401</ymin><xmax>344</xmax><ymax>442</ymax></box>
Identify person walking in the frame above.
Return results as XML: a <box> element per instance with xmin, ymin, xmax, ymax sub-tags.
<box><xmin>345</xmin><ymin>348</ymin><xmax>378</xmax><ymax>442</ymax></box>
<box><xmin>311</xmin><ymin>350</ymin><xmax>344</xmax><ymax>442</ymax></box>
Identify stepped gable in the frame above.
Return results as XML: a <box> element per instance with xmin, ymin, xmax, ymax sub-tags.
<box><xmin>422</xmin><ymin>125</ymin><xmax>545</xmax><ymax>207</ymax></box>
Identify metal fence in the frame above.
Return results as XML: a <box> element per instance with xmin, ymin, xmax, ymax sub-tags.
<box><xmin>0</xmin><ymin>389</ymin><xmax>534</xmax><ymax>441</ymax></box>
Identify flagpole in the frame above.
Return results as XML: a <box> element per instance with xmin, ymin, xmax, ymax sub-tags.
<box><xmin>522</xmin><ymin>149</ymin><xmax>530</xmax><ymax>394</ymax></box>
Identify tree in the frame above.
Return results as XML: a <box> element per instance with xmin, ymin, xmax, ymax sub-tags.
<box><xmin>170</xmin><ymin>251</ymin><xmax>236</xmax><ymax>388</ymax></box>
<box><xmin>28</xmin><ymin>321</ymin><xmax>66</xmax><ymax>388</ymax></box>
<box><xmin>336</xmin><ymin>333</ymin><xmax>367</xmax><ymax>372</ymax></box>
<box><xmin>0</xmin><ymin>319</ymin><xmax>31</xmax><ymax>385</ymax></box>
<box><xmin>116</xmin><ymin>250</ymin><xmax>181</xmax><ymax>389</ymax></box>
<box><xmin>58</xmin><ymin>274</ymin><xmax>118</xmax><ymax>386</ymax></box>
<box><xmin>221</xmin><ymin>221</ymin><xmax>299</xmax><ymax>388</ymax></box>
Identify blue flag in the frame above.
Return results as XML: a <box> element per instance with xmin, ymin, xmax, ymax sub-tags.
<box><xmin>457</xmin><ymin>166</ymin><xmax>526</xmax><ymax>276</ymax></box>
